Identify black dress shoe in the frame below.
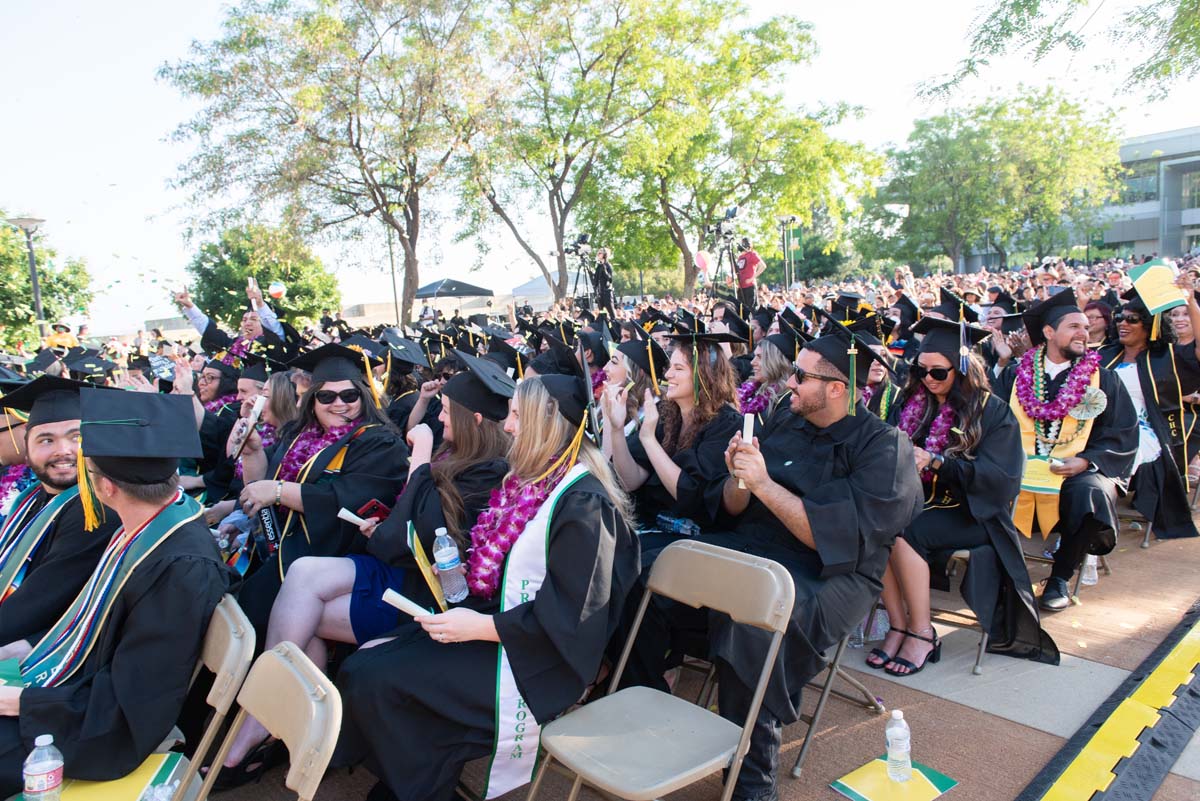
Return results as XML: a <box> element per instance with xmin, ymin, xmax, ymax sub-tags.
<box><xmin>1040</xmin><ymin>576</ymin><xmax>1072</xmax><ymax>611</ymax></box>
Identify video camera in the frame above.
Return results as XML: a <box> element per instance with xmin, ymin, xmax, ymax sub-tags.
<box><xmin>564</xmin><ymin>233</ymin><xmax>592</xmax><ymax>256</ymax></box>
<box><xmin>705</xmin><ymin>206</ymin><xmax>740</xmax><ymax>241</ymax></box>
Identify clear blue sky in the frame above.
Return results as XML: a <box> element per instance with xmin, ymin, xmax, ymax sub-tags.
<box><xmin>1</xmin><ymin>0</ymin><xmax>1194</xmax><ymax>333</ymax></box>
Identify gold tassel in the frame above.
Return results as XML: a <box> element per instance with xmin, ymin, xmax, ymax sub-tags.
<box><xmin>1152</xmin><ymin>312</ymin><xmax>1162</xmax><ymax>342</ymax></box>
<box><xmin>361</xmin><ymin>351</ymin><xmax>382</xmax><ymax>408</ymax></box>
<box><xmin>516</xmin><ymin>353</ymin><xmax>524</xmax><ymax>380</ymax></box>
<box><xmin>534</xmin><ymin>417</ymin><xmax>587</xmax><ymax>482</ymax></box>
<box><xmin>647</xmin><ymin>341</ymin><xmax>660</xmax><ymax>395</ymax></box>
<box><xmin>382</xmin><ymin>351</ymin><xmax>392</xmax><ymax>397</ymax></box>
<box><xmin>76</xmin><ymin>447</ymin><xmax>102</xmax><ymax>532</ymax></box>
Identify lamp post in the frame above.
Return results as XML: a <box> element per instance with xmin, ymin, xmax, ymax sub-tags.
<box><xmin>5</xmin><ymin>217</ymin><xmax>46</xmax><ymax>338</ymax></box>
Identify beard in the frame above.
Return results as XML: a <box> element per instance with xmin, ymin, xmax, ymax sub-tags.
<box><xmin>31</xmin><ymin>457</ymin><xmax>78</xmax><ymax>491</ymax></box>
<box><xmin>790</xmin><ymin>389</ymin><xmax>828</xmax><ymax>419</ymax></box>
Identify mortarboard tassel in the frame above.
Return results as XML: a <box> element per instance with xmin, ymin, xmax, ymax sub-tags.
<box><xmin>360</xmin><ymin>351</ymin><xmax>382</xmax><ymax>409</ymax></box>
<box><xmin>847</xmin><ymin>341</ymin><xmax>857</xmax><ymax>415</ymax></box>
<box><xmin>75</xmin><ymin>447</ymin><xmax>103</xmax><ymax>532</ymax></box>
<box><xmin>382</xmin><ymin>351</ymin><xmax>392</xmax><ymax>397</ymax></box>
<box><xmin>1151</xmin><ymin>312</ymin><xmax>1161</xmax><ymax>342</ymax></box>
<box><xmin>959</xmin><ymin>318</ymin><xmax>970</xmax><ymax>375</ymax></box>
<box><xmin>647</xmin><ymin>340</ymin><xmax>660</xmax><ymax>395</ymax></box>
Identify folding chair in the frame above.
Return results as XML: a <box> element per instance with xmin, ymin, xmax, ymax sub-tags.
<box><xmin>50</xmin><ymin>595</ymin><xmax>256</xmax><ymax>801</ymax></box>
<box><xmin>526</xmin><ymin>540</ymin><xmax>795</xmax><ymax>801</ymax></box>
<box><xmin>788</xmin><ymin>634</ymin><xmax>886</xmax><ymax>779</ymax></box>
<box><xmin>201</xmin><ymin>642</ymin><xmax>342</xmax><ymax>801</ymax></box>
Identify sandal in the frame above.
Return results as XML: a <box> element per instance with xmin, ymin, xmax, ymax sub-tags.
<box><xmin>865</xmin><ymin>626</ymin><xmax>906</xmax><ymax>670</ymax></box>
<box><xmin>205</xmin><ymin>738</ymin><xmax>286</xmax><ymax>791</ymax></box>
<box><xmin>885</xmin><ymin>628</ymin><xmax>941</xmax><ymax>677</ymax></box>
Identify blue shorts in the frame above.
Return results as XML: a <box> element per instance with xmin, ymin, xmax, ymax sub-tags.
<box><xmin>347</xmin><ymin>554</ymin><xmax>407</xmax><ymax>644</ymax></box>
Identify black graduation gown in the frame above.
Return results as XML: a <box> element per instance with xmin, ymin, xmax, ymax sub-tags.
<box><xmin>864</xmin><ymin>381</ymin><xmax>899</xmax><ymax>419</ymax></box>
<box><xmin>0</xmin><ymin>518</ymin><xmax>234</xmax><ymax>795</ymax></box>
<box><xmin>887</xmin><ymin>394</ymin><xmax>1060</xmax><ymax>664</ymax></box>
<box><xmin>730</xmin><ymin>354</ymin><xmax>754</xmax><ymax>384</ymax></box>
<box><xmin>0</xmin><ymin>493</ymin><xmax>118</xmax><ymax>647</ymax></box>
<box><xmin>236</xmin><ymin>422</ymin><xmax>410</xmax><ymax>639</ymax></box>
<box><xmin>626</xmin><ymin>404</ymin><xmax>740</xmax><ymax>528</ymax></box>
<box><xmin>385</xmin><ymin>389</ymin><xmax>419</xmax><ymax>434</ymax></box>
<box><xmin>994</xmin><ymin>363</ymin><xmax>1138</xmax><ymax>554</ymax></box>
<box><xmin>1099</xmin><ymin>343</ymin><xmax>1200</xmax><ymax>539</ymax></box>
<box><xmin>335</xmin><ymin>476</ymin><xmax>640</xmax><ymax>801</ymax></box>
<box><xmin>199</xmin><ymin>317</ymin><xmax>298</xmax><ymax>365</ymax></box>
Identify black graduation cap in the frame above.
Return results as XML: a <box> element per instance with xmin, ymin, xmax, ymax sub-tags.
<box><xmin>66</xmin><ymin>354</ymin><xmax>118</xmax><ymax>383</ymax></box>
<box><xmin>764</xmin><ymin>317</ymin><xmax>809</xmax><ymax>362</ymax></box>
<box><xmin>384</xmin><ymin>338</ymin><xmax>428</xmax><ymax>369</ymax></box>
<box><xmin>239</xmin><ymin>351</ymin><xmax>287</xmax><ymax>384</ymax></box>
<box><xmin>928</xmin><ymin>287</ymin><xmax>980</xmax><ymax>323</ymax></box>
<box><xmin>205</xmin><ymin>357</ymin><xmax>241</xmax><ymax>381</ymax></box>
<box><xmin>991</xmin><ymin>291</ymin><xmax>1018</xmax><ymax>314</ymax></box>
<box><xmin>674</xmin><ymin>308</ymin><xmax>705</xmax><ymax>335</ymax></box>
<box><xmin>912</xmin><ymin>317</ymin><xmax>991</xmax><ymax>366</ymax></box>
<box><xmin>577</xmin><ymin>308</ymin><xmax>597</xmax><ymax>326</ymax></box>
<box><xmin>0</xmin><ymin>366</ymin><xmax>27</xmax><ymax>393</ymax></box>
<box><xmin>752</xmin><ymin>307</ymin><xmax>776</xmax><ymax>335</ymax></box>
<box><xmin>443</xmin><ymin>350</ymin><xmax>516</xmax><ymax>422</ymax></box>
<box><xmin>340</xmin><ymin>334</ymin><xmax>387</xmax><ymax>359</ymax></box>
<box><xmin>664</xmin><ymin>331</ymin><xmax>747</xmax><ymax>346</ymax></box>
<box><xmin>893</xmin><ymin>293</ymin><xmax>921</xmax><ymax>328</ymax></box>
<box><xmin>848</xmin><ymin>313</ymin><xmax>895</xmax><ymax>345</ymax></box>
<box><xmin>1021</xmin><ymin>288</ymin><xmax>1082</xmax><ymax>347</ymax></box>
<box><xmin>722</xmin><ymin>312</ymin><xmax>751</xmax><ymax>343</ymax></box>
<box><xmin>530</xmin><ymin>333</ymin><xmax>579</xmax><ymax>377</ymax></box>
<box><xmin>27</xmin><ymin>348</ymin><xmax>65</xmax><ymax>375</ymax></box>
<box><xmin>468</xmin><ymin>314</ymin><xmax>490</xmax><ymax>329</ymax></box>
<box><xmin>807</xmin><ymin>305</ymin><xmax>892</xmax><ymax>393</ymax></box>
<box><xmin>616</xmin><ymin>336</ymin><xmax>669</xmax><ymax>393</ymax></box>
<box><xmin>578</xmin><ymin>330</ymin><xmax>606</xmax><ymax>364</ymax></box>
<box><xmin>288</xmin><ymin>343</ymin><xmax>381</xmax><ymax>384</ymax></box>
<box><xmin>537</xmin><ymin>339</ymin><xmax>594</xmax><ymax>435</ymax></box>
<box><xmin>0</xmin><ymin>375</ymin><xmax>96</xmax><ymax>428</ymax></box>
<box><xmin>997</xmin><ymin>313</ymin><xmax>1027</xmax><ymax>335</ymax></box>
<box><xmin>485</xmin><ymin>336</ymin><xmax>528</xmax><ymax>379</ymax></box>
<box><xmin>80</xmin><ymin>388</ymin><xmax>202</xmax><ymax>487</ymax></box>
<box><xmin>830</xmin><ymin>292</ymin><xmax>866</xmax><ymax>322</ymax></box>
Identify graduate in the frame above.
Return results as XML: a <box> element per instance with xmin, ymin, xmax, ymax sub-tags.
<box><xmin>233</xmin><ymin>344</ymin><xmax>410</xmax><ymax>638</ymax></box>
<box><xmin>620</xmin><ymin>326</ymin><xmax>925</xmax><ymax>801</ymax></box>
<box><xmin>599</xmin><ymin>328</ymin><xmax>668</xmax><ymax>451</ymax></box>
<box><xmin>175</xmin><ymin>284</ymin><xmax>300</xmax><ymax>368</ymax></box>
<box><xmin>0</xmin><ymin>378</ymin><xmax>119</xmax><ymax>645</ymax></box>
<box><xmin>993</xmin><ymin>291</ymin><xmax>1138</xmax><ymax>610</ymax></box>
<box><xmin>1097</xmin><ymin>278</ymin><xmax>1200</xmax><ymax>540</ymax></box>
<box><xmin>873</xmin><ymin>318</ymin><xmax>1059</xmax><ymax>677</ymax></box>
<box><xmin>334</xmin><ymin>368</ymin><xmax>639</xmax><ymax>801</ymax></box>
<box><xmin>848</xmin><ymin>316</ymin><xmax>902</xmax><ymax>418</ymax></box>
<box><xmin>737</xmin><ymin>318</ymin><xmax>805</xmax><ymax>430</ymax></box>
<box><xmin>0</xmin><ymin>390</ymin><xmax>233</xmax><ymax>795</ymax></box>
<box><xmin>608</xmin><ymin>330</ymin><xmax>742</xmax><ymax>530</ymax></box>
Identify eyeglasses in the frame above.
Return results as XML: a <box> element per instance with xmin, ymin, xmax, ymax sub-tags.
<box><xmin>911</xmin><ymin>364</ymin><xmax>954</xmax><ymax>381</ymax></box>
<box><xmin>792</xmin><ymin>367</ymin><xmax>843</xmax><ymax>384</ymax></box>
<box><xmin>1115</xmin><ymin>314</ymin><xmax>1144</xmax><ymax>325</ymax></box>
<box><xmin>313</xmin><ymin>388</ymin><xmax>363</xmax><ymax>405</ymax></box>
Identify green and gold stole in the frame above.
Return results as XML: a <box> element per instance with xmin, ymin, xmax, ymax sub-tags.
<box><xmin>18</xmin><ymin>490</ymin><xmax>201</xmax><ymax>688</ymax></box>
<box><xmin>0</xmin><ymin>486</ymin><xmax>78</xmax><ymax>601</ymax></box>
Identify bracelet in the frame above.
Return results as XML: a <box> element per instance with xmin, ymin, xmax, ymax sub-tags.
<box><xmin>275</xmin><ymin>481</ymin><xmax>283</xmax><ymax>505</ymax></box>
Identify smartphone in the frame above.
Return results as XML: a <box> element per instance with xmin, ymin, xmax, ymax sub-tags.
<box><xmin>356</xmin><ymin>498</ymin><xmax>391</xmax><ymax>522</ymax></box>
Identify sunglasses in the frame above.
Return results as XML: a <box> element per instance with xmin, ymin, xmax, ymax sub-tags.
<box><xmin>911</xmin><ymin>364</ymin><xmax>954</xmax><ymax>381</ymax></box>
<box><xmin>792</xmin><ymin>367</ymin><xmax>843</xmax><ymax>384</ymax></box>
<box><xmin>313</xmin><ymin>388</ymin><xmax>362</xmax><ymax>405</ymax></box>
<box><xmin>438</xmin><ymin>371</ymin><xmax>456</xmax><ymax>381</ymax></box>
<box><xmin>1115</xmin><ymin>314</ymin><xmax>1144</xmax><ymax>325</ymax></box>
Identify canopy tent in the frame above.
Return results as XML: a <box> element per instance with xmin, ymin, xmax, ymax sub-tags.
<box><xmin>510</xmin><ymin>272</ymin><xmax>586</xmax><ymax>311</ymax></box>
<box><xmin>414</xmin><ymin>278</ymin><xmax>495</xmax><ymax>299</ymax></box>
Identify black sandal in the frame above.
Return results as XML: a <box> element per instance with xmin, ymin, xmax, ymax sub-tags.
<box><xmin>885</xmin><ymin>629</ymin><xmax>941</xmax><ymax>677</ymax></box>
<box><xmin>205</xmin><ymin>738</ymin><xmax>286</xmax><ymax>792</ymax></box>
<box><xmin>865</xmin><ymin>626</ymin><xmax>906</xmax><ymax>670</ymax></box>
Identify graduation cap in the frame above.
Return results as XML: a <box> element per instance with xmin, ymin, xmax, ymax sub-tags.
<box><xmin>205</xmin><ymin>357</ymin><xmax>241</xmax><ymax>381</ymax></box>
<box><xmin>577</xmin><ymin>330</ymin><xmax>605</xmax><ymax>364</ymax></box>
<box><xmin>288</xmin><ymin>343</ymin><xmax>383</xmax><ymax>407</ymax></box>
<box><xmin>0</xmin><ymin>366</ymin><xmax>27</xmax><ymax>393</ymax></box>
<box><xmin>529</xmin><ymin>333</ymin><xmax>579</xmax><ymax>377</ymax></box>
<box><xmin>808</xmin><ymin>305</ymin><xmax>893</xmax><ymax>401</ymax></box>
<box><xmin>673</xmin><ymin>308</ymin><xmax>705</xmax><ymax>335</ymax></box>
<box><xmin>752</xmin><ymin>308</ymin><xmax>776</xmax><ymax>336</ymax></box>
<box><xmin>990</xmin><ymin>291</ymin><xmax>1018</xmax><ymax>315</ymax></box>
<box><xmin>616</xmin><ymin>336</ymin><xmax>669</xmax><ymax>395</ymax></box>
<box><xmin>1021</xmin><ymin>289</ymin><xmax>1083</xmax><ymax>347</ymax></box>
<box><xmin>485</xmin><ymin>336</ymin><xmax>528</xmax><ymax>379</ymax></box>
<box><xmin>928</xmin><ymin>287</ymin><xmax>979</xmax><ymax>323</ymax></box>
<box><xmin>847</xmin><ymin>313</ymin><xmax>895</xmax><ymax>346</ymax></box>
<box><xmin>77</xmin><ymin>389</ymin><xmax>203</xmax><ymax>529</ymax></box>
<box><xmin>240</xmin><ymin>352</ymin><xmax>286</xmax><ymax>384</ymax></box>
<box><xmin>383</xmin><ymin>337</ymin><xmax>428</xmax><ymax>369</ymax></box>
<box><xmin>764</xmin><ymin>317</ymin><xmax>809</xmax><ymax>362</ymax></box>
<box><xmin>893</xmin><ymin>294</ymin><xmax>921</xmax><ymax>328</ymax></box>
<box><xmin>27</xmin><ymin>348</ymin><xmax>65</xmax><ymax>375</ymax></box>
<box><xmin>830</xmin><ymin>292</ymin><xmax>867</xmax><ymax>322</ymax></box>
<box><xmin>576</xmin><ymin>308</ymin><xmax>597</xmax><ymax>327</ymax></box>
<box><xmin>1119</xmin><ymin>287</ymin><xmax>1166</xmax><ymax>342</ymax></box>
<box><xmin>444</xmin><ymin>350</ymin><xmax>516</xmax><ymax>422</ymax></box>
<box><xmin>912</xmin><ymin>317</ymin><xmax>991</xmax><ymax>370</ymax></box>
<box><xmin>66</xmin><ymin>354</ymin><xmax>118</xmax><ymax>383</ymax></box>
<box><xmin>340</xmin><ymin>334</ymin><xmax>387</xmax><ymax>359</ymax></box>
<box><xmin>722</xmin><ymin>312</ymin><xmax>751</xmax><ymax>343</ymax></box>
<box><xmin>0</xmin><ymin>375</ymin><xmax>96</xmax><ymax>428</ymax></box>
<box><xmin>998</xmin><ymin>313</ymin><xmax>1027</xmax><ymax>335</ymax></box>
<box><xmin>664</xmin><ymin>331</ymin><xmax>745</xmax><ymax>404</ymax></box>
<box><xmin>537</xmin><ymin>338</ymin><xmax>596</xmax><ymax>441</ymax></box>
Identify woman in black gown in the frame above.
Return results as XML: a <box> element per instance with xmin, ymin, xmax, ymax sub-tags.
<box><xmin>334</xmin><ymin>372</ymin><xmax>639</xmax><ymax>801</ymax></box>
<box><xmin>874</xmin><ymin>318</ymin><xmax>1058</xmax><ymax>676</ymax></box>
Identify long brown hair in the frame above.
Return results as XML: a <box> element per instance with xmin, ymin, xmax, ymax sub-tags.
<box><xmin>264</xmin><ymin>372</ymin><xmax>299</xmax><ymax>429</ymax></box>
<box><xmin>659</xmin><ymin>342</ymin><xmax>737</xmax><ymax>454</ymax></box>
<box><xmin>432</xmin><ymin>396</ymin><xmax>511</xmax><ymax>542</ymax></box>
<box><xmin>898</xmin><ymin>352</ymin><xmax>991</xmax><ymax>460</ymax></box>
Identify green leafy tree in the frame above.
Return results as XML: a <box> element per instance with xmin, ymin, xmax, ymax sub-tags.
<box><xmin>923</xmin><ymin>0</ymin><xmax>1200</xmax><ymax>99</ymax></box>
<box><xmin>162</xmin><ymin>0</ymin><xmax>485</xmax><ymax>324</ymax></box>
<box><xmin>0</xmin><ymin>221</ymin><xmax>93</xmax><ymax>351</ymax></box>
<box><xmin>185</xmin><ymin>224</ymin><xmax>340</xmax><ymax>327</ymax></box>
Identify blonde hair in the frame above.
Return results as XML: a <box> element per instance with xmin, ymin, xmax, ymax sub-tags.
<box><xmin>614</xmin><ymin>351</ymin><xmax>654</xmax><ymax>421</ymax></box>
<box><xmin>511</xmin><ymin>378</ymin><xmax>634</xmax><ymax>525</ymax></box>
<box><xmin>756</xmin><ymin>341</ymin><xmax>794</xmax><ymax>391</ymax></box>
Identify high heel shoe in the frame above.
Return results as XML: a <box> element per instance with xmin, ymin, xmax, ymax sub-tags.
<box><xmin>884</xmin><ymin>629</ymin><xmax>941</xmax><ymax>677</ymax></box>
<box><xmin>865</xmin><ymin>626</ymin><xmax>906</xmax><ymax>670</ymax></box>
<box><xmin>206</xmin><ymin>738</ymin><xmax>286</xmax><ymax>792</ymax></box>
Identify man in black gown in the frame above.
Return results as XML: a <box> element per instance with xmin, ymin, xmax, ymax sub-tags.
<box><xmin>621</xmin><ymin>328</ymin><xmax>924</xmax><ymax>801</ymax></box>
<box><xmin>994</xmin><ymin>290</ymin><xmax>1138</xmax><ymax>609</ymax></box>
<box><xmin>0</xmin><ymin>390</ymin><xmax>233</xmax><ymax>796</ymax></box>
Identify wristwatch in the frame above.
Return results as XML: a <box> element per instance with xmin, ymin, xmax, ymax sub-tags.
<box><xmin>930</xmin><ymin>454</ymin><xmax>945</xmax><ymax>471</ymax></box>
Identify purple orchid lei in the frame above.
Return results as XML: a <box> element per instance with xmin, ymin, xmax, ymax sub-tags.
<box><xmin>465</xmin><ymin>460</ymin><xmax>570</xmax><ymax>599</ymax></box>
<box><xmin>737</xmin><ymin>380</ymin><xmax>777</xmax><ymax>416</ymax></box>
<box><xmin>1015</xmin><ymin>345</ymin><xmax>1100</xmax><ymax>421</ymax></box>
<box><xmin>275</xmin><ymin>420</ymin><xmax>359</xmax><ymax>483</ymax></box>
<box><xmin>0</xmin><ymin>464</ymin><xmax>34</xmax><ymax>514</ymax></box>
<box><xmin>203</xmin><ymin>393</ymin><xmax>238</xmax><ymax>415</ymax></box>
<box><xmin>222</xmin><ymin>338</ymin><xmax>253</xmax><ymax>365</ymax></box>
<box><xmin>897</xmin><ymin>390</ymin><xmax>957</xmax><ymax>483</ymax></box>
<box><xmin>591</xmin><ymin>367</ymin><xmax>608</xmax><ymax>401</ymax></box>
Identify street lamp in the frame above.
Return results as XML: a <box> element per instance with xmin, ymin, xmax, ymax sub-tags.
<box><xmin>4</xmin><ymin>217</ymin><xmax>46</xmax><ymax>338</ymax></box>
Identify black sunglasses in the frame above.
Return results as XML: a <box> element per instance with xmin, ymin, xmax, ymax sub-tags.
<box><xmin>792</xmin><ymin>366</ymin><xmax>843</xmax><ymax>384</ymax></box>
<box><xmin>313</xmin><ymin>388</ymin><xmax>363</xmax><ymax>405</ymax></box>
<box><xmin>911</xmin><ymin>364</ymin><xmax>954</xmax><ymax>381</ymax></box>
<box><xmin>1114</xmin><ymin>313</ymin><xmax>1144</xmax><ymax>325</ymax></box>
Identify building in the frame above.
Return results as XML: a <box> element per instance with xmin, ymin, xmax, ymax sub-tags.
<box><xmin>1100</xmin><ymin>126</ymin><xmax>1200</xmax><ymax>258</ymax></box>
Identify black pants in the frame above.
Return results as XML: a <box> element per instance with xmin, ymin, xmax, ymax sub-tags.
<box><xmin>738</xmin><ymin>285</ymin><xmax>756</xmax><ymax>312</ymax></box>
<box><xmin>1051</xmin><ymin>472</ymin><xmax>1120</xmax><ymax>580</ymax></box>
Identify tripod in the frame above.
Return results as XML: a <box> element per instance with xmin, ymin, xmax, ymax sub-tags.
<box><xmin>569</xmin><ymin>253</ymin><xmax>596</xmax><ymax>311</ymax></box>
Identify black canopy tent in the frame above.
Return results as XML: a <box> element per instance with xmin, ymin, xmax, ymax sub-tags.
<box><xmin>414</xmin><ymin>279</ymin><xmax>495</xmax><ymax>299</ymax></box>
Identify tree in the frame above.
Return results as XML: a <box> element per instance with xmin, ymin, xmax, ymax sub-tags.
<box><xmin>185</xmin><ymin>224</ymin><xmax>340</xmax><ymax>326</ymax></box>
<box><xmin>162</xmin><ymin>0</ymin><xmax>484</xmax><ymax>324</ymax></box>
<box><xmin>924</xmin><ymin>0</ymin><xmax>1200</xmax><ymax>100</ymax></box>
<box><xmin>0</xmin><ymin>221</ymin><xmax>93</xmax><ymax>351</ymax></box>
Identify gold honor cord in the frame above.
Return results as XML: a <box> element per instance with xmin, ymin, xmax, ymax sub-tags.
<box><xmin>533</xmin><ymin>417</ymin><xmax>587</xmax><ymax>483</ymax></box>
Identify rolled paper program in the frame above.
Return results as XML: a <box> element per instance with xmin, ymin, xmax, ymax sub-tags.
<box><xmin>739</xmin><ymin>412</ymin><xmax>754</xmax><ymax>489</ymax></box>
<box><xmin>382</xmin><ymin>588</ymin><xmax>434</xmax><ymax>618</ymax></box>
<box><xmin>337</xmin><ymin>507</ymin><xmax>369</xmax><ymax>527</ymax></box>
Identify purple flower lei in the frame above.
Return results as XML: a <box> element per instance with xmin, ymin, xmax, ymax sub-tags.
<box><xmin>0</xmin><ymin>464</ymin><xmax>33</xmax><ymax>513</ymax></box>
<box><xmin>224</xmin><ymin>338</ymin><xmax>253</xmax><ymax>363</ymax></box>
<box><xmin>1015</xmin><ymin>345</ymin><xmax>1100</xmax><ymax>421</ymax></box>
<box><xmin>897</xmin><ymin>390</ymin><xmax>957</xmax><ymax>483</ymax></box>
<box><xmin>737</xmin><ymin>380</ymin><xmax>776</xmax><ymax>416</ymax></box>
<box><xmin>203</xmin><ymin>393</ymin><xmax>238</xmax><ymax>415</ymax></box>
<box><xmin>275</xmin><ymin>420</ymin><xmax>359</xmax><ymax>483</ymax></box>
<box><xmin>465</xmin><ymin>460</ymin><xmax>570</xmax><ymax>599</ymax></box>
<box><xmin>234</xmin><ymin>421</ymin><xmax>279</xmax><ymax>480</ymax></box>
<box><xmin>591</xmin><ymin>367</ymin><xmax>608</xmax><ymax>400</ymax></box>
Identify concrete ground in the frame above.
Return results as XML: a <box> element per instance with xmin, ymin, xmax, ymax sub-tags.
<box><xmin>219</xmin><ymin>523</ymin><xmax>1200</xmax><ymax>801</ymax></box>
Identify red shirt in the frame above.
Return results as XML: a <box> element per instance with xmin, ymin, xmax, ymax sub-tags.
<box><xmin>736</xmin><ymin>250</ymin><xmax>762</xmax><ymax>288</ymax></box>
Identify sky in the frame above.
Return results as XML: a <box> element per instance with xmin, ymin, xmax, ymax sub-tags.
<box><xmin>0</xmin><ymin>0</ymin><xmax>1196</xmax><ymax>335</ymax></box>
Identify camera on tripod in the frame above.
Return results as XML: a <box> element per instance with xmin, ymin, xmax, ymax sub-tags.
<box><xmin>564</xmin><ymin>233</ymin><xmax>592</xmax><ymax>256</ymax></box>
<box><xmin>704</xmin><ymin>206</ymin><xmax>740</xmax><ymax>242</ymax></box>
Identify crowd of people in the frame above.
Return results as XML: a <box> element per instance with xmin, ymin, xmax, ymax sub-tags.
<box><xmin>0</xmin><ymin>250</ymin><xmax>1195</xmax><ymax>801</ymax></box>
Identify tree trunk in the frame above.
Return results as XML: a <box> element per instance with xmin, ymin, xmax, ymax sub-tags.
<box><xmin>658</xmin><ymin>180</ymin><xmax>696</xmax><ymax>297</ymax></box>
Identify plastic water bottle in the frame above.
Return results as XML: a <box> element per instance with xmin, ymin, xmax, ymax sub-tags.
<box><xmin>885</xmin><ymin>710</ymin><xmax>912</xmax><ymax>782</ymax></box>
<box><xmin>24</xmin><ymin>734</ymin><xmax>63</xmax><ymax>801</ymax></box>
<box><xmin>847</xmin><ymin>619</ymin><xmax>865</xmax><ymax>649</ymax></box>
<box><xmin>655</xmin><ymin>513</ymin><xmax>700</xmax><ymax>537</ymax></box>
<box><xmin>1080</xmin><ymin>554</ymin><xmax>1099</xmax><ymax>586</ymax></box>
<box><xmin>433</xmin><ymin>527</ymin><xmax>468</xmax><ymax>603</ymax></box>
